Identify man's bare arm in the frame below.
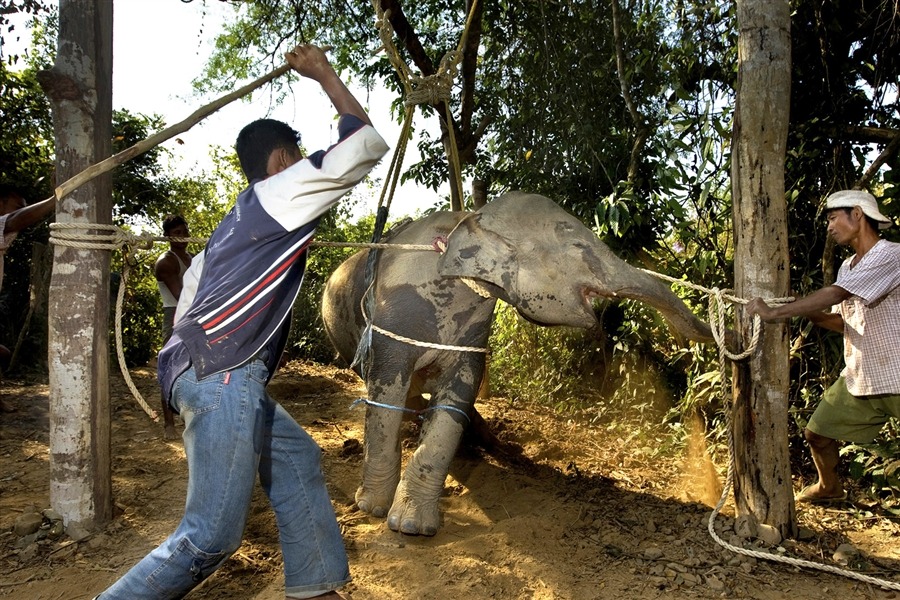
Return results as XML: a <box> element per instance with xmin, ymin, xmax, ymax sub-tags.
<box><xmin>804</xmin><ymin>310</ymin><xmax>844</xmax><ymax>333</ymax></box>
<box><xmin>3</xmin><ymin>197</ymin><xmax>55</xmax><ymax>235</ymax></box>
<box><xmin>155</xmin><ymin>255</ymin><xmax>184</xmax><ymax>300</ymax></box>
<box><xmin>285</xmin><ymin>44</ymin><xmax>372</xmax><ymax>126</ymax></box>
<box><xmin>746</xmin><ymin>285</ymin><xmax>850</xmax><ymax>331</ymax></box>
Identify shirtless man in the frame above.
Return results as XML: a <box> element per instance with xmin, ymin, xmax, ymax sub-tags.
<box><xmin>153</xmin><ymin>214</ymin><xmax>192</xmax><ymax>438</ymax></box>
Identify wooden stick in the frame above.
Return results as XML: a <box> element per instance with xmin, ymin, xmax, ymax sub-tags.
<box><xmin>52</xmin><ymin>62</ymin><xmax>292</xmax><ymax>201</ymax></box>
<box><xmin>857</xmin><ymin>132</ymin><xmax>900</xmax><ymax>191</ymax></box>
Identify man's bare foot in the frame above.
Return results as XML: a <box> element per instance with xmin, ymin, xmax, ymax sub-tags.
<box><xmin>164</xmin><ymin>424</ymin><xmax>178</xmax><ymax>440</ymax></box>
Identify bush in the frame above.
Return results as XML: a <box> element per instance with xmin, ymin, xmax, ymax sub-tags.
<box><xmin>488</xmin><ymin>302</ymin><xmax>605</xmax><ymax>412</ymax></box>
<box><xmin>113</xmin><ymin>252</ymin><xmax>164</xmax><ymax>368</ymax></box>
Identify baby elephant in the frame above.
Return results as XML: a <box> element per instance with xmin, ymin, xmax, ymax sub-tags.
<box><xmin>322</xmin><ymin>191</ymin><xmax>712</xmax><ymax>535</ymax></box>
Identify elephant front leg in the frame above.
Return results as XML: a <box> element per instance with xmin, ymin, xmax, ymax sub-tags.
<box><xmin>387</xmin><ymin>406</ymin><xmax>468</xmax><ymax>536</ymax></box>
<box><xmin>356</xmin><ymin>401</ymin><xmax>405</xmax><ymax>518</ymax></box>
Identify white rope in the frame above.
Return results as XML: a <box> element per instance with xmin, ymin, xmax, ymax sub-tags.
<box><xmin>371</xmin><ymin>324</ymin><xmax>489</xmax><ymax>353</ymax></box>
<box><xmin>50</xmin><ymin>222</ymin><xmax>207</xmax><ymax>250</ymax></box>
<box><xmin>312</xmin><ymin>240</ymin><xmax>434</xmax><ymax>251</ymax></box>
<box><xmin>50</xmin><ymin>223</ymin><xmax>435</xmax><ymax>252</ymax></box>
<box><xmin>113</xmin><ymin>260</ymin><xmax>159</xmax><ymax>421</ymax></box>
<box><xmin>706</xmin><ymin>425</ymin><xmax>900</xmax><ymax>590</ymax></box>
<box><xmin>460</xmin><ymin>277</ymin><xmax>494</xmax><ymax>299</ymax></box>
<box><xmin>639</xmin><ymin>267</ymin><xmax>791</xmax><ymax>359</ymax></box>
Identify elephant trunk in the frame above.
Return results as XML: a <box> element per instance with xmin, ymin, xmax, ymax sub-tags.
<box><xmin>588</xmin><ymin>255</ymin><xmax>714</xmax><ymax>343</ymax></box>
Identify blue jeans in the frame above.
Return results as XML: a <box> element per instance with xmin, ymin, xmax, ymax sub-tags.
<box><xmin>100</xmin><ymin>360</ymin><xmax>350</xmax><ymax>599</ymax></box>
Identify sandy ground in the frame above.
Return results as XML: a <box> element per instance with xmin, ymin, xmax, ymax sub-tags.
<box><xmin>2</xmin><ymin>360</ymin><xmax>900</xmax><ymax>600</ymax></box>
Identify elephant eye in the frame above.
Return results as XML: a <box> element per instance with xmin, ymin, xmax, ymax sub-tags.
<box><xmin>555</xmin><ymin>221</ymin><xmax>576</xmax><ymax>235</ymax></box>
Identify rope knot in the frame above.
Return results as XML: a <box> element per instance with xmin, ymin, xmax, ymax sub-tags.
<box><xmin>405</xmin><ymin>73</ymin><xmax>453</xmax><ymax>106</ymax></box>
<box><xmin>432</xmin><ymin>235</ymin><xmax>448</xmax><ymax>253</ymax></box>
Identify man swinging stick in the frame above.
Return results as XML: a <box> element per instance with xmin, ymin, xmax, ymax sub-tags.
<box><xmin>95</xmin><ymin>44</ymin><xmax>389</xmax><ymax>599</ymax></box>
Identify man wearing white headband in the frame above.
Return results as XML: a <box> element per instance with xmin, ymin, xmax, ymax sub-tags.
<box><xmin>748</xmin><ymin>189</ymin><xmax>898</xmax><ymax>505</ymax></box>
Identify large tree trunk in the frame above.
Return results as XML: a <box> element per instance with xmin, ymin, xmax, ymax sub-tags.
<box><xmin>731</xmin><ymin>0</ymin><xmax>796</xmax><ymax>539</ymax></box>
<box><xmin>38</xmin><ymin>0</ymin><xmax>114</xmax><ymax>530</ymax></box>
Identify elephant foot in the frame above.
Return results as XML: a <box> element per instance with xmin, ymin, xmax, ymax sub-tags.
<box><xmin>355</xmin><ymin>485</ymin><xmax>395</xmax><ymax>518</ymax></box>
<box><xmin>386</xmin><ymin>480</ymin><xmax>441</xmax><ymax>536</ymax></box>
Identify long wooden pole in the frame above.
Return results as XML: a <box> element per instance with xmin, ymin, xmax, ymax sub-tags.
<box><xmin>52</xmin><ymin>62</ymin><xmax>292</xmax><ymax>201</ymax></box>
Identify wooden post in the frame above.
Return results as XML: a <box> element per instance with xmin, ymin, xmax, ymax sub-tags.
<box><xmin>731</xmin><ymin>0</ymin><xmax>796</xmax><ymax>538</ymax></box>
<box><xmin>38</xmin><ymin>0</ymin><xmax>114</xmax><ymax>530</ymax></box>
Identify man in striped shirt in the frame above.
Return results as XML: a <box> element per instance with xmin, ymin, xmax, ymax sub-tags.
<box><xmin>97</xmin><ymin>44</ymin><xmax>388</xmax><ymax>600</ymax></box>
<box><xmin>748</xmin><ymin>190</ymin><xmax>899</xmax><ymax>504</ymax></box>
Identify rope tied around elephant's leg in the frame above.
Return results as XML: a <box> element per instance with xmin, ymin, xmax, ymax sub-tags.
<box><xmin>350</xmin><ymin>397</ymin><xmax>471</xmax><ymax>423</ymax></box>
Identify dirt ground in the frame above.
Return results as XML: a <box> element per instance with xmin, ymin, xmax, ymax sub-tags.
<box><xmin>2</xmin><ymin>361</ymin><xmax>900</xmax><ymax>600</ymax></box>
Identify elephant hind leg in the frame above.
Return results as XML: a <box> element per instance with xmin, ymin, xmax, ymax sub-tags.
<box><xmin>462</xmin><ymin>407</ymin><xmax>508</xmax><ymax>453</ymax></box>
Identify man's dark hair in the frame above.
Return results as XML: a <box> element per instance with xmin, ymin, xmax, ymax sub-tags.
<box><xmin>235</xmin><ymin>119</ymin><xmax>302</xmax><ymax>183</ymax></box>
<box><xmin>162</xmin><ymin>214</ymin><xmax>188</xmax><ymax>235</ymax></box>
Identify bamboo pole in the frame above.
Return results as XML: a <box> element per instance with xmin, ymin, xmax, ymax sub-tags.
<box><xmin>51</xmin><ymin>62</ymin><xmax>292</xmax><ymax>201</ymax></box>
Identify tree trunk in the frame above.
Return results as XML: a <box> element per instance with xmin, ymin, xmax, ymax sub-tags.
<box><xmin>9</xmin><ymin>242</ymin><xmax>52</xmax><ymax>372</ymax></box>
<box><xmin>39</xmin><ymin>0</ymin><xmax>113</xmax><ymax>530</ymax></box>
<box><xmin>731</xmin><ymin>0</ymin><xmax>796</xmax><ymax>539</ymax></box>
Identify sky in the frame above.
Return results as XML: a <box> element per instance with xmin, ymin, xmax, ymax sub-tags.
<box><xmin>9</xmin><ymin>0</ymin><xmax>444</xmax><ymax>218</ymax></box>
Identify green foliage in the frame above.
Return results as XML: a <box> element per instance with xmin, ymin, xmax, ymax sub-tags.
<box><xmin>113</xmin><ymin>255</ymin><xmax>163</xmax><ymax>367</ymax></box>
<box><xmin>112</xmin><ymin>109</ymin><xmax>178</xmax><ymax>225</ymax></box>
<box><xmin>0</xmin><ymin>20</ymin><xmax>55</xmax><ymax>366</ymax></box>
<box><xmin>0</xmin><ymin>1</ymin><xmax>53</xmax><ymax>61</ymax></box>
<box><xmin>488</xmin><ymin>302</ymin><xmax>603</xmax><ymax>412</ymax></box>
<box><xmin>843</xmin><ymin>422</ymin><xmax>900</xmax><ymax>513</ymax></box>
<box><xmin>0</xmin><ymin>62</ymin><xmax>53</xmax><ymax>193</ymax></box>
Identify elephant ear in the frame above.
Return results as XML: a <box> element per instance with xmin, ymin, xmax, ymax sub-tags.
<box><xmin>437</xmin><ymin>211</ymin><xmax>518</xmax><ymax>300</ymax></box>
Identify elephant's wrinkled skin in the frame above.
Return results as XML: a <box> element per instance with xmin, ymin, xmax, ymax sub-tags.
<box><xmin>322</xmin><ymin>192</ymin><xmax>712</xmax><ymax>536</ymax></box>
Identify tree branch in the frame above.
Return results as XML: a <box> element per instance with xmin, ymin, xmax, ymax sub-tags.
<box><xmin>827</xmin><ymin>124</ymin><xmax>900</xmax><ymax>145</ymax></box>
<box><xmin>379</xmin><ymin>0</ymin><xmax>435</xmax><ymax>76</ymax></box>
<box><xmin>48</xmin><ymin>63</ymin><xmax>293</xmax><ymax>201</ymax></box>
<box><xmin>459</xmin><ymin>0</ymin><xmax>483</xmax><ymax>137</ymax></box>
<box><xmin>611</xmin><ymin>0</ymin><xmax>649</xmax><ymax>184</ymax></box>
<box><xmin>857</xmin><ymin>131</ymin><xmax>900</xmax><ymax>190</ymax></box>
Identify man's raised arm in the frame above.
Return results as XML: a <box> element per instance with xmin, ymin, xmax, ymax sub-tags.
<box><xmin>285</xmin><ymin>44</ymin><xmax>372</xmax><ymax>126</ymax></box>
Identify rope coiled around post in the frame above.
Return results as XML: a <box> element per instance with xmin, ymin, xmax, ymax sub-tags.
<box><xmin>49</xmin><ymin>223</ymin><xmax>182</xmax><ymax>421</ymax></box>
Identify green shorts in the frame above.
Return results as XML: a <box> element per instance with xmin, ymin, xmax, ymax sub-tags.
<box><xmin>807</xmin><ymin>377</ymin><xmax>900</xmax><ymax>443</ymax></box>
